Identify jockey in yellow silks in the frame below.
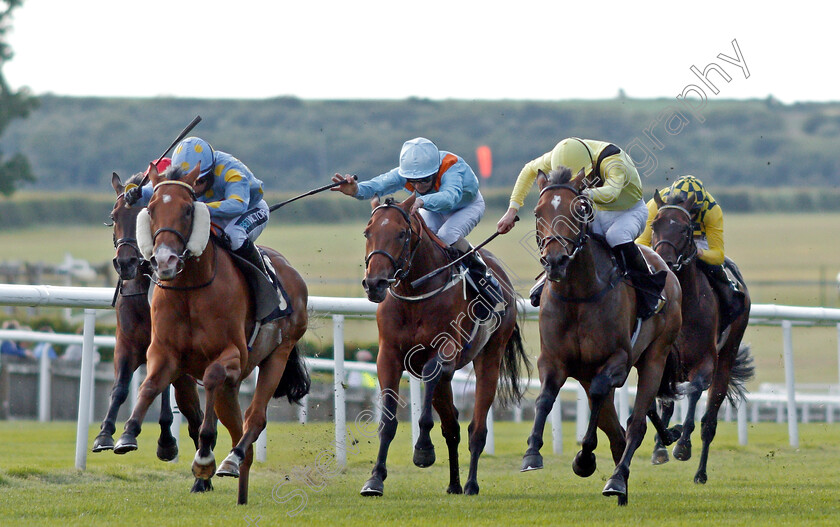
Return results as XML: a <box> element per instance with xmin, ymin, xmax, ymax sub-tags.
<box><xmin>637</xmin><ymin>175</ymin><xmax>745</xmax><ymax>326</ymax></box>
<box><xmin>496</xmin><ymin>137</ymin><xmax>666</xmax><ymax>319</ymax></box>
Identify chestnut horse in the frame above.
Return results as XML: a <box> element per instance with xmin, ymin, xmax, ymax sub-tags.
<box><xmin>359</xmin><ymin>195</ymin><xmax>530</xmax><ymax>497</ymax></box>
<box><xmin>520</xmin><ymin>168</ymin><xmax>682</xmax><ymax>506</ymax></box>
<box><xmin>113</xmin><ymin>164</ymin><xmax>310</xmax><ymax>505</ymax></box>
<box><xmin>648</xmin><ymin>190</ymin><xmax>753</xmax><ymax>484</ymax></box>
<box><xmin>94</xmin><ymin>172</ymin><xmax>204</xmax><ymax>467</ymax></box>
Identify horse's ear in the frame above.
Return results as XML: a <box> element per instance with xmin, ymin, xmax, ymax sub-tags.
<box><xmin>536</xmin><ymin>170</ymin><xmax>548</xmax><ymax>190</ymax></box>
<box><xmin>111</xmin><ymin>172</ymin><xmax>124</xmax><ymax>195</ymax></box>
<box><xmin>370</xmin><ymin>195</ymin><xmax>380</xmax><ymax>209</ymax></box>
<box><xmin>147</xmin><ymin>163</ymin><xmax>161</xmax><ymax>185</ymax></box>
<box><xmin>574</xmin><ymin>168</ymin><xmax>589</xmax><ymax>192</ymax></box>
<box><xmin>402</xmin><ymin>192</ymin><xmax>417</xmax><ymax>211</ymax></box>
<box><xmin>653</xmin><ymin>189</ymin><xmax>665</xmax><ymax>208</ymax></box>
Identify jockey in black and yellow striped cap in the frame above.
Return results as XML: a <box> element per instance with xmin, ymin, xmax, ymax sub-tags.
<box><xmin>637</xmin><ymin>175</ymin><xmax>745</xmax><ymax>329</ymax></box>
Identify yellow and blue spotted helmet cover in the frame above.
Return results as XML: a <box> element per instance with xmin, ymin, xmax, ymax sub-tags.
<box><xmin>171</xmin><ymin>137</ymin><xmax>215</xmax><ymax>177</ymax></box>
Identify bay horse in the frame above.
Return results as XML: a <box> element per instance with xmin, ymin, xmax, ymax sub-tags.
<box><xmin>94</xmin><ymin>172</ymin><xmax>204</xmax><ymax>467</ymax></box>
<box><xmin>648</xmin><ymin>189</ymin><xmax>754</xmax><ymax>484</ymax></box>
<box><xmin>359</xmin><ymin>194</ymin><xmax>530</xmax><ymax>497</ymax></box>
<box><xmin>520</xmin><ymin>168</ymin><xmax>682</xmax><ymax>506</ymax></box>
<box><xmin>113</xmin><ymin>163</ymin><xmax>310</xmax><ymax>505</ymax></box>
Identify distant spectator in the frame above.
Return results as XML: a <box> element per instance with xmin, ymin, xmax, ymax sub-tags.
<box><xmin>60</xmin><ymin>326</ymin><xmax>100</xmax><ymax>364</ymax></box>
<box><xmin>348</xmin><ymin>349</ymin><xmax>377</xmax><ymax>390</ymax></box>
<box><xmin>1</xmin><ymin>320</ymin><xmax>32</xmax><ymax>358</ymax></box>
<box><xmin>32</xmin><ymin>325</ymin><xmax>58</xmax><ymax>360</ymax></box>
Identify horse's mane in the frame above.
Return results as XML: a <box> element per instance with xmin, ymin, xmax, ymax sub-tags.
<box><xmin>161</xmin><ymin>166</ymin><xmax>187</xmax><ymax>181</ymax></box>
<box><xmin>126</xmin><ymin>172</ymin><xmax>146</xmax><ymax>187</ymax></box>
<box><xmin>546</xmin><ymin>166</ymin><xmax>574</xmax><ymax>185</ymax></box>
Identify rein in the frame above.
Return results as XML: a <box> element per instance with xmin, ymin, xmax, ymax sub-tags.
<box><xmin>652</xmin><ymin>205</ymin><xmax>697</xmax><ymax>272</ymax></box>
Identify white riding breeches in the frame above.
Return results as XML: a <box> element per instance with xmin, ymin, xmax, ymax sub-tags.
<box><xmin>590</xmin><ymin>198</ymin><xmax>649</xmax><ymax>247</ymax></box>
<box><xmin>418</xmin><ymin>191</ymin><xmax>486</xmax><ymax>246</ymax></box>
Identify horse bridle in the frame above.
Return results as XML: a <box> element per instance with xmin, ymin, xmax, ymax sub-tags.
<box><xmin>365</xmin><ymin>203</ymin><xmax>422</xmax><ymax>284</ymax></box>
<box><xmin>535</xmin><ymin>183</ymin><xmax>593</xmax><ymax>266</ymax></box>
<box><xmin>652</xmin><ymin>204</ymin><xmax>698</xmax><ymax>272</ymax></box>
<box><xmin>150</xmin><ymin>180</ymin><xmax>200</xmax><ymax>268</ymax></box>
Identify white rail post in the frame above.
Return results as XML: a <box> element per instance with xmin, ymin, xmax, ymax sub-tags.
<box><xmin>576</xmin><ymin>385</ymin><xmax>588</xmax><ymax>443</ymax></box>
<box><xmin>410</xmin><ymin>376</ymin><xmax>422</xmax><ymax>450</ymax></box>
<box><xmin>130</xmin><ymin>370</ymin><xmax>140</xmax><ymax>412</ymax></box>
<box><xmin>38</xmin><ymin>346</ymin><xmax>51</xmax><ymax>422</ymax></box>
<box><xmin>551</xmin><ymin>398</ymin><xmax>563</xmax><ymax>455</ymax></box>
<box><xmin>333</xmin><ymin>315</ymin><xmax>347</xmax><ymax>468</ymax></box>
<box><xmin>298</xmin><ymin>394</ymin><xmax>308</xmax><ymax>424</ymax></box>
<box><xmin>168</xmin><ymin>384</ymin><xmax>181</xmax><ymax>463</ymax></box>
<box><xmin>837</xmin><ymin>322</ymin><xmax>840</xmax><ymax>388</ymax></box>
<box><xmin>486</xmin><ymin>406</ymin><xmax>495</xmax><ymax>455</ymax></box>
<box><xmin>737</xmin><ymin>399</ymin><xmax>748</xmax><ymax>445</ymax></box>
<box><xmin>782</xmin><ymin>320</ymin><xmax>799</xmax><ymax>448</ymax></box>
<box><xmin>617</xmin><ymin>383</ymin><xmax>629</xmax><ymax>425</ymax></box>
<box><xmin>74</xmin><ymin>309</ymin><xmax>97</xmax><ymax>470</ymax></box>
<box><xmin>255</xmin><ymin>367</ymin><xmax>267</xmax><ymax>463</ymax></box>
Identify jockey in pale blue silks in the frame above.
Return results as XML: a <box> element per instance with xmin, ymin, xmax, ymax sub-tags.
<box><xmin>331</xmin><ymin>137</ymin><xmax>503</xmax><ymax>305</ymax></box>
<box><xmin>125</xmin><ymin>136</ymin><xmax>271</xmax><ymax>274</ymax></box>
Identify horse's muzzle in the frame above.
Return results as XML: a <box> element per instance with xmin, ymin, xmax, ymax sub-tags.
<box><xmin>542</xmin><ymin>252</ymin><xmax>570</xmax><ymax>282</ymax></box>
<box><xmin>112</xmin><ymin>256</ymin><xmax>140</xmax><ymax>281</ymax></box>
<box><xmin>362</xmin><ymin>277</ymin><xmax>389</xmax><ymax>303</ymax></box>
<box><xmin>150</xmin><ymin>245</ymin><xmax>183</xmax><ymax>281</ymax></box>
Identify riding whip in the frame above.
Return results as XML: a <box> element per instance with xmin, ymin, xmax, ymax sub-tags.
<box><xmin>410</xmin><ymin>216</ymin><xmax>518</xmax><ymax>288</ymax></box>
<box><xmin>155</xmin><ymin>115</ymin><xmax>202</xmax><ymax>166</ymax></box>
<box><xmin>269</xmin><ymin>175</ymin><xmax>358</xmax><ymax>212</ymax></box>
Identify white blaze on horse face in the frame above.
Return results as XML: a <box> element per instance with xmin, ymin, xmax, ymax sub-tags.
<box><xmin>380</xmin><ymin>218</ymin><xmax>390</xmax><ymax>227</ymax></box>
<box><xmin>162</xmin><ymin>194</ymin><xmax>172</xmax><ymax>204</ymax></box>
<box><xmin>551</xmin><ymin>195</ymin><xmax>562</xmax><ymax>210</ymax></box>
<box><xmin>669</xmin><ymin>219</ymin><xmax>678</xmax><ymax>225</ymax></box>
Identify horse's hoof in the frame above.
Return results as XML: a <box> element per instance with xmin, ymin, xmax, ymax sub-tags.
<box><xmin>447</xmin><ymin>483</ymin><xmax>463</xmax><ymax>495</ymax></box>
<box><xmin>694</xmin><ymin>471</ymin><xmax>708</xmax><ymax>485</ymax></box>
<box><xmin>113</xmin><ymin>436</ymin><xmax>138</xmax><ymax>455</ymax></box>
<box><xmin>464</xmin><ymin>481</ymin><xmax>479</xmax><ymax>496</ymax></box>
<box><xmin>156</xmin><ymin>437</ymin><xmax>178</xmax><ymax>462</ymax></box>
<box><xmin>216</xmin><ymin>451</ymin><xmax>243</xmax><ymax>478</ymax></box>
<box><xmin>666</xmin><ymin>424</ymin><xmax>683</xmax><ymax>444</ymax></box>
<box><xmin>603</xmin><ymin>475</ymin><xmax>627</xmax><ymax>504</ymax></box>
<box><xmin>191</xmin><ymin>477</ymin><xmax>214</xmax><ymax>493</ymax></box>
<box><xmin>92</xmin><ymin>434</ymin><xmax>115</xmax><ymax>453</ymax></box>
<box><xmin>192</xmin><ymin>453</ymin><xmax>217</xmax><ymax>480</ymax></box>
<box><xmin>572</xmin><ymin>451</ymin><xmax>596</xmax><ymax>478</ymax></box>
<box><xmin>520</xmin><ymin>453</ymin><xmax>544</xmax><ymax>472</ymax></box>
<box><xmin>413</xmin><ymin>446</ymin><xmax>436</xmax><ymax>468</ymax></box>
<box><xmin>673</xmin><ymin>440</ymin><xmax>692</xmax><ymax>461</ymax></box>
<box><xmin>651</xmin><ymin>447</ymin><xmax>670</xmax><ymax>465</ymax></box>
<box><xmin>360</xmin><ymin>477</ymin><xmax>384</xmax><ymax>497</ymax></box>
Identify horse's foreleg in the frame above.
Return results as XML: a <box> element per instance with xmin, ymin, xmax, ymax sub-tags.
<box><xmin>464</xmin><ymin>353</ymin><xmax>501</xmax><ymax>496</ymax></box>
<box><xmin>413</xmin><ymin>356</ymin><xmax>450</xmax><ymax>469</ymax></box>
<box><xmin>604</xmin><ymin>356</ymin><xmax>665</xmax><ymax>506</ymax></box>
<box><xmin>213</xmin><ymin>381</ymin><xmax>245</xmax><ymax>504</ymax></box>
<box><xmin>521</xmin><ymin>360</ymin><xmax>566</xmax><ymax>472</ymax></box>
<box><xmin>114</xmin><ymin>350</ymin><xmax>175</xmax><ymax>455</ymax></box>
<box><xmin>597</xmin><ymin>397</ymin><xmax>627</xmax><ymax>466</ymax></box>
<box><xmin>672</xmin><ymin>373</ymin><xmax>709</xmax><ymax>462</ymax></box>
<box><xmin>155</xmin><ymin>386</ymin><xmax>178</xmax><ymax>462</ymax></box>
<box><xmin>694</xmin><ymin>349</ymin><xmax>735</xmax><ymax>484</ymax></box>
<box><xmin>172</xmin><ymin>374</ymin><xmax>203</xmax><ymax>451</ymax></box>
<box><xmin>574</xmin><ymin>359</ymin><xmax>628</xmax><ymax>479</ymax></box>
<box><xmin>431</xmin><ymin>380</ymin><xmax>461</xmax><ymax>495</ymax></box>
<box><xmin>192</xmin><ymin>356</ymin><xmax>241</xmax><ymax>485</ymax></box>
<box><xmin>360</xmin><ymin>355</ymin><xmax>404</xmax><ymax>497</ymax></box>
<box><xmin>652</xmin><ymin>399</ymin><xmax>675</xmax><ymax>465</ymax></box>
<box><xmin>93</xmin><ymin>350</ymin><xmax>138</xmax><ymax>452</ymax></box>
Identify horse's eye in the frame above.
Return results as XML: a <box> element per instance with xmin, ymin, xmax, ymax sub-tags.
<box><xmin>397</xmin><ymin>231</ymin><xmax>405</xmax><ymax>240</ymax></box>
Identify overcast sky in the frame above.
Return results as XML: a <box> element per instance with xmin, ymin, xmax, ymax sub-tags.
<box><xmin>3</xmin><ymin>1</ymin><xmax>835</xmax><ymax>103</ymax></box>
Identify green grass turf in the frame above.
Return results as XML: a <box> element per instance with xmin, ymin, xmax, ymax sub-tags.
<box><xmin>0</xmin><ymin>420</ymin><xmax>838</xmax><ymax>526</ymax></box>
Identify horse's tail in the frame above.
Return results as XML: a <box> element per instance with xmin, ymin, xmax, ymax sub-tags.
<box><xmin>726</xmin><ymin>344</ymin><xmax>755</xmax><ymax>405</ymax></box>
<box><xmin>497</xmin><ymin>321</ymin><xmax>532</xmax><ymax>407</ymax></box>
<box><xmin>274</xmin><ymin>344</ymin><xmax>311</xmax><ymax>405</ymax></box>
<box><xmin>656</xmin><ymin>347</ymin><xmax>681</xmax><ymax>400</ymax></box>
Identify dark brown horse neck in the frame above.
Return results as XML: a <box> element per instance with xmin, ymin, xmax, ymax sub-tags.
<box><xmin>548</xmin><ymin>235</ymin><xmax>621</xmax><ymax>304</ymax></box>
<box><xmin>390</xmin><ymin>214</ymin><xmax>457</xmax><ymax>298</ymax></box>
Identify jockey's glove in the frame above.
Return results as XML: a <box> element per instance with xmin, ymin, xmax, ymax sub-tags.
<box><xmin>125</xmin><ymin>186</ymin><xmax>142</xmax><ymax>205</ymax></box>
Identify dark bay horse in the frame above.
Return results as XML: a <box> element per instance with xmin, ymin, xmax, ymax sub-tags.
<box><xmin>648</xmin><ymin>190</ymin><xmax>754</xmax><ymax>484</ymax></box>
<box><xmin>359</xmin><ymin>195</ymin><xmax>530</xmax><ymax>497</ymax></box>
<box><xmin>113</xmin><ymin>163</ymin><xmax>310</xmax><ymax>505</ymax></box>
<box><xmin>521</xmin><ymin>168</ymin><xmax>682</xmax><ymax>506</ymax></box>
<box><xmin>94</xmin><ymin>172</ymin><xmax>203</xmax><ymax>464</ymax></box>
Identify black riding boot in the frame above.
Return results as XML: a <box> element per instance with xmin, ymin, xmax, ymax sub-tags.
<box><xmin>233</xmin><ymin>238</ymin><xmax>268</xmax><ymax>277</ymax></box>
<box><xmin>613</xmin><ymin>242</ymin><xmax>667</xmax><ymax>320</ymax></box>
<box><xmin>697</xmin><ymin>260</ymin><xmax>746</xmax><ymax>331</ymax></box>
<box><xmin>464</xmin><ymin>249</ymin><xmax>506</xmax><ymax>313</ymax></box>
<box><xmin>530</xmin><ymin>275</ymin><xmax>546</xmax><ymax>307</ymax></box>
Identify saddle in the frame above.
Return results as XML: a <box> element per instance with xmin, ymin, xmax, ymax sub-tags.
<box><xmin>213</xmin><ymin>232</ymin><xmax>292</xmax><ymax>322</ymax></box>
